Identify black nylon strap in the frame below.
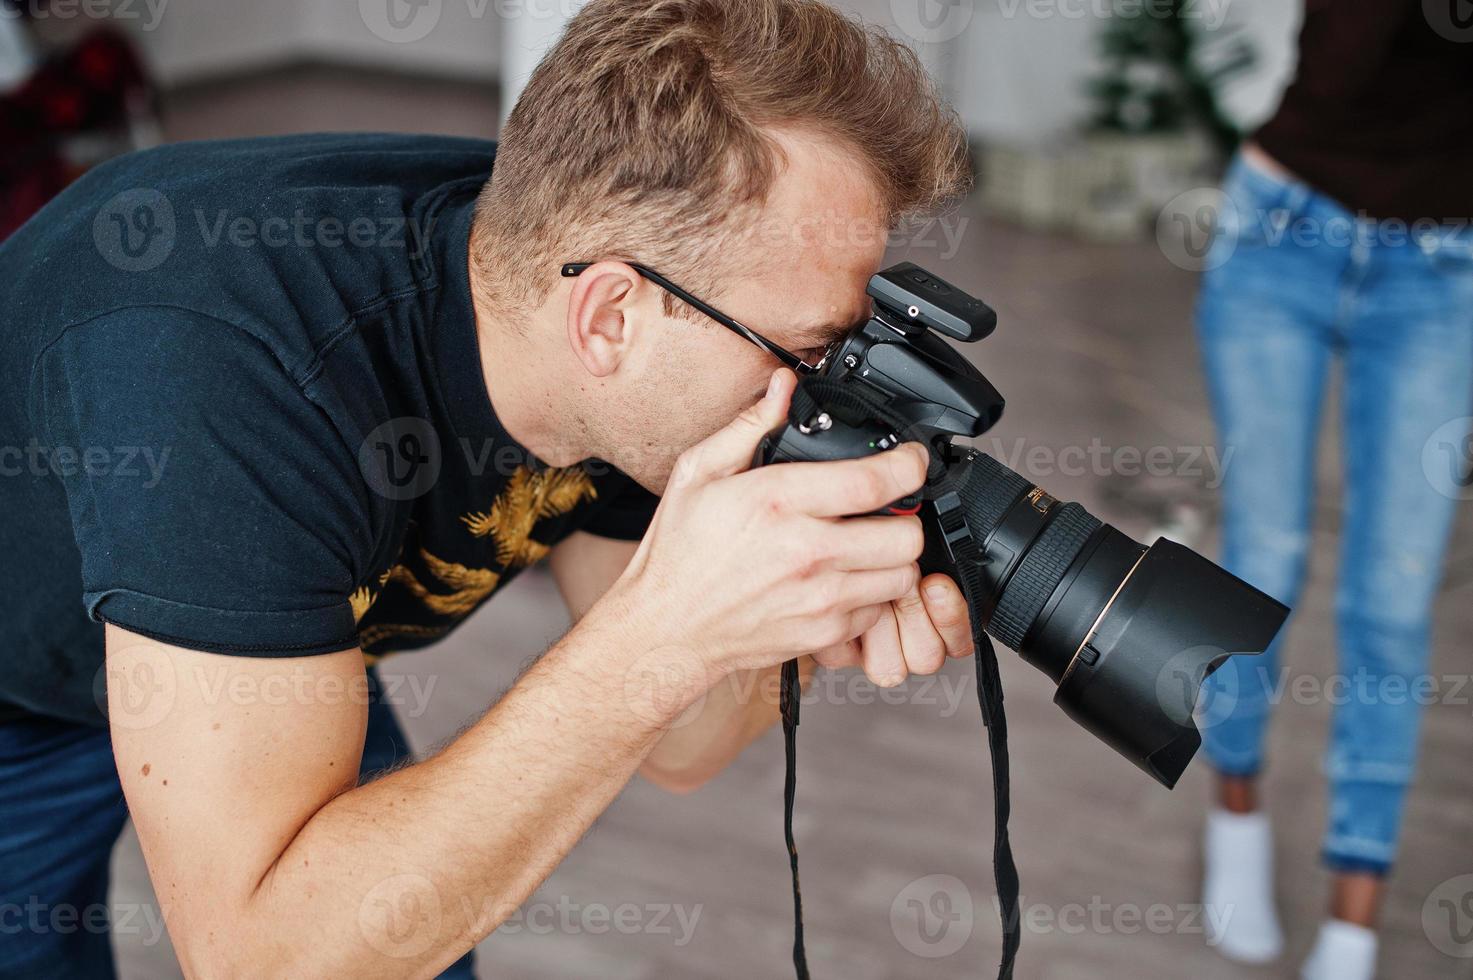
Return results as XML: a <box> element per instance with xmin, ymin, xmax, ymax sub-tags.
<box><xmin>779</xmin><ymin>619</ymin><xmax>1019</xmax><ymax>978</ymax></box>
<box><xmin>779</xmin><ymin>375</ymin><xmax>1021</xmax><ymax>978</ymax></box>
<box><xmin>779</xmin><ymin>659</ymin><xmax>810</xmax><ymax>979</ymax></box>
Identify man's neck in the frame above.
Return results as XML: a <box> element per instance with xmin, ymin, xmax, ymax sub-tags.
<box><xmin>468</xmin><ymin>274</ymin><xmax>589</xmax><ymax>468</ymax></box>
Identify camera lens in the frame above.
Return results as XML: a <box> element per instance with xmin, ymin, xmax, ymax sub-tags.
<box><xmin>930</xmin><ymin>452</ymin><xmax>1289</xmax><ymax>788</ymax></box>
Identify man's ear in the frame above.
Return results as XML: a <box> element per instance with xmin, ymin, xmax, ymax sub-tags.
<box><xmin>564</xmin><ymin>262</ymin><xmax>644</xmax><ymax>378</ymax></box>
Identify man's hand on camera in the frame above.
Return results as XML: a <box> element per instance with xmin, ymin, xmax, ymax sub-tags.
<box><xmin>807</xmin><ymin>570</ymin><xmax>974</xmax><ymax>686</ymax></box>
<box><xmin>607</xmin><ymin>369</ymin><xmax>970</xmax><ymax>685</ymax></box>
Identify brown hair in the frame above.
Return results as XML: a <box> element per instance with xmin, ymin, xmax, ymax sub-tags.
<box><xmin>471</xmin><ymin>0</ymin><xmax>971</xmax><ymax>317</ymax></box>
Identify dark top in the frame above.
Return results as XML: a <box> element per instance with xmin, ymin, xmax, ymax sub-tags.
<box><xmin>0</xmin><ymin>133</ymin><xmax>659</xmax><ymax>726</ymax></box>
<box><xmin>1255</xmin><ymin>0</ymin><xmax>1473</xmax><ymax>222</ymax></box>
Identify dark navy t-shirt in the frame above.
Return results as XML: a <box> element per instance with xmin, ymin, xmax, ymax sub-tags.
<box><xmin>0</xmin><ymin>133</ymin><xmax>658</xmax><ymax>726</ymax></box>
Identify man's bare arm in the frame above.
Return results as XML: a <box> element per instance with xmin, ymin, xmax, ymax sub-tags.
<box><xmin>110</xmin><ymin>600</ymin><xmax>678</xmax><ymax>977</ymax></box>
<box><xmin>549</xmin><ymin>530</ymin><xmax>800</xmax><ymax>792</ymax></box>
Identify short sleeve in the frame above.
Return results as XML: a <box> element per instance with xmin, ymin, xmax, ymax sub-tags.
<box><xmin>580</xmin><ymin>465</ymin><xmax>660</xmax><ymax>542</ymax></box>
<box><xmin>34</xmin><ymin>308</ymin><xmax>366</xmax><ymax>656</ymax></box>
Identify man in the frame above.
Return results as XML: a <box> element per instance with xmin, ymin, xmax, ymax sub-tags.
<box><xmin>0</xmin><ymin>0</ymin><xmax>976</xmax><ymax>974</ymax></box>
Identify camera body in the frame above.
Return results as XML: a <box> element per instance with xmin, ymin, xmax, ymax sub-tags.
<box><xmin>755</xmin><ymin>262</ymin><xmax>1288</xmax><ymax>789</ymax></box>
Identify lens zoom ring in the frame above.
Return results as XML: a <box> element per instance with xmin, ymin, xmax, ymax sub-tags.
<box><xmin>957</xmin><ymin>453</ymin><xmax>1033</xmax><ymax>541</ymax></box>
<box><xmin>989</xmin><ymin>503</ymin><xmax>1102</xmax><ymax>651</ymax></box>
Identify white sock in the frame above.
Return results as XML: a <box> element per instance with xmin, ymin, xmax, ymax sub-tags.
<box><xmin>1202</xmin><ymin>808</ymin><xmax>1283</xmax><ymax>963</ymax></box>
<box><xmin>1301</xmin><ymin>919</ymin><xmax>1377</xmax><ymax>980</ymax></box>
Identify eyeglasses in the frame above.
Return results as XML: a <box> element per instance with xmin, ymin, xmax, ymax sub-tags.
<box><xmin>561</xmin><ymin>261</ymin><xmax>832</xmax><ymax>375</ymax></box>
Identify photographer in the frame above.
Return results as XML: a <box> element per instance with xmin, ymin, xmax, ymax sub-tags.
<box><xmin>0</xmin><ymin>1</ymin><xmax>979</xmax><ymax>975</ymax></box>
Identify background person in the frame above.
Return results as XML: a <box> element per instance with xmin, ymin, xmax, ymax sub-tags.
<box><xmin>1194</xmin><ymin>3</ymin><xmax>1473</xmax><ymax>979</ymax></box>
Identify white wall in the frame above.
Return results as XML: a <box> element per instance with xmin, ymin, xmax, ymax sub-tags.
<box><xmin>951</xmin><ymin>0</ymin><xmax>1303</xmax><ymax>146</ymax></box>
<box><xmin>123</xmin><ymin>0</ymin><xmax>500</xmax><ymax>86</ymax></box>
<box><xmin>126</xmin><ymin>0</ymin><xmax>298</xmax><ymax>85</ymax></box>
<box><xmin>299</xmin><ymin>2</ymin><xmax>499</xmax><ymax>81</ymax></box>
<box><xmin>118</xmin><ymin>0</ymin><xmax>1299</xmax><ymax>145</ymax></box>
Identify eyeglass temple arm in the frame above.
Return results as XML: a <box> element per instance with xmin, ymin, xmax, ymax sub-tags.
<box><xmin>561</xmin><ymin>262</ymin><xmax>811</xmax><ymax>374</ymax></box>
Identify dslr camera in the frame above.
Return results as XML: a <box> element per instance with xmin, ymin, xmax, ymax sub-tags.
<box><xmin>756</xmin><ymin>262</ymin><xmax>1288</xmax><ymax>788</ymax></box>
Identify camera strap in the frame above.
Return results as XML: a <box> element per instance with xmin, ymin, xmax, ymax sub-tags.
<box><xmin>779</xmin><ymin>381</ymin><xmax>1021</xmax><ymax>980</ymax></box>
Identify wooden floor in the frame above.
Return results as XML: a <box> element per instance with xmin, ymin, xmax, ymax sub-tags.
<box><xmin>106</xmin><ymin>68</ymin><xmax>1473</xmax><ymax>979</ymax></box>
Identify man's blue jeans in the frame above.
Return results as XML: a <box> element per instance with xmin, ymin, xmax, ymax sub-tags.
<box><xmin>1195</xmin><ymin>153</ymin><xmax>1473</xmax><ymax>874</ymax></box>
<box><xmin>0</xmin><ymin>669</ymin><xmax>477</xmax><ymax>978</ymax></box>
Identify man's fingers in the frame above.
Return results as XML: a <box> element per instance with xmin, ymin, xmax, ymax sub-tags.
<box><xmin>892</xmin><ymin>579</ymin><xmax>947</xmax><ymax>676</ymax></box>
<box><xmin>812</xmin><ymin>637</ymin><xmax>862</xmax><ymax>671</ymax></box>
<box><xmin>919</xmin><ymin>573</ymin><xmax>974</xmax><ymax>658</ymax></box>
<box><xmin>834</xmin><ymin>565</ymin><xmax>919</xmax><ymax>610</ymax></box>
<box><xmin>821</xmin><ymin>515</ymin><xmax>925</xmax><ymax>570</ymax></box>
<box><xmin>769</xmin><ymin>443</ymin><xmax>928</xmax><ymax>518</ymax></box>
<box><xmin>670</xmin><ymin>369</ymin><xmax>796</xmax><ymax>489</ymax></box>
<box><xmin>857</xmin><ymin>604</ymin><xmax>906</xmax><ymax>687</ymax></box>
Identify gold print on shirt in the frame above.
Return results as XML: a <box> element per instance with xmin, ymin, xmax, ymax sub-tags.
<box><xmin>385</xmin><ymin>551</ymin><xmax>501</xmax><ymax>618</ymax></box>
<box><xmin>350</xmin><ymin>569</ymin><xmax>394</xmax><ymax>623</ymax></box>
<box><xmin>460</xmin><ymin>465</ymin><xmax>597</xmax><ymax>568</ymax></box>
<box><xmin>352</xmin><ymin>465</ymin><xmax>597</xmax><ymax>654</ymax></box>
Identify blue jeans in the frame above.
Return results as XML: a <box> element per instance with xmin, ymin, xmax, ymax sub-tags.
<box><xmin>1195</xmin><ymin>153</ymin><xmax>1473</xmax><ymax>875</ymax></box>
<box><xmin>0</xmin><ymin>670</ymin><xmax>477</xmax><ymax>978</ymax></box>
